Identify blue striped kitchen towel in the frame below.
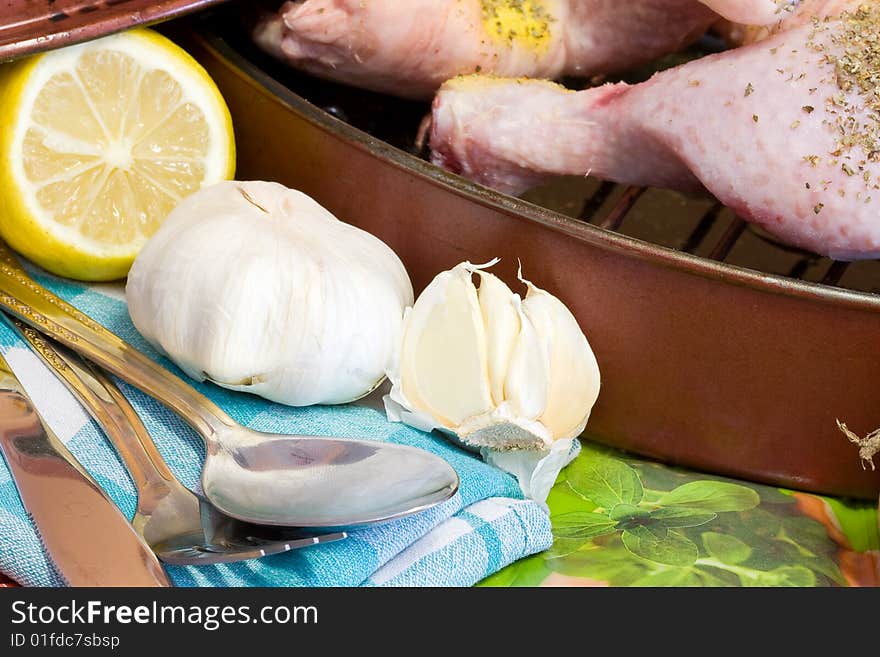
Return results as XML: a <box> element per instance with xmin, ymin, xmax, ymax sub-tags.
<box><xmin>0</xmin><ymin>268</ymin><xmax>552</xmax><ymax>587</ymax></box>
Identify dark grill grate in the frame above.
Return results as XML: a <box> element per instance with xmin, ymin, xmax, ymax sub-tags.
<box><xmin>522</xmin><ymin>175</ymin><xmax>874</xmax><ymax>293</ymax></box>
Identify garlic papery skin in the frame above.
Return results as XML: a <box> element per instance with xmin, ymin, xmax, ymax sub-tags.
<box><xmin>386</xmin><ymin>260</ymin><xmax>600</xmax><ymax>451</ymax></box>
<box><xmin>126</xmin><ymin>180</ymin><xmax>414</xmax><ymax>406</ymax></box>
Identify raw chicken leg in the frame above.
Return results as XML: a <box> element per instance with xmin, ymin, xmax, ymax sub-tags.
<box><xmin>254</xmin><ymin>0</ymin><xmax>794</xmax><ymax>99</ymax></box>
<box><xmin>430</xmin><ymin>6</ymin><xmax>880</xmax><ymax>259</ymax></box>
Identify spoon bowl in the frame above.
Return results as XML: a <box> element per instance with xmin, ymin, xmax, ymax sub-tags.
<box><xmin>204</xmin><ymin>430</ymin><xmax>458</xmax><ymax>526</ymax></box>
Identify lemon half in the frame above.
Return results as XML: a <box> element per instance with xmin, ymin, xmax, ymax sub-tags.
<box><xmin>0</xmin><ymin>29</ymin><xmax>235</xmax><ymax>281</ymax></box>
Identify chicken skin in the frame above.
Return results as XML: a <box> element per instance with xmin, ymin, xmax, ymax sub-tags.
<box><xmin>430</xmin><ymin>5</ymin><xmax>880</xmax><ymax>259</ymax></box>
<box><xmin>254</xmin><ymin>0</ymin><xmax>799</xmax><ymax>99</ymax></box>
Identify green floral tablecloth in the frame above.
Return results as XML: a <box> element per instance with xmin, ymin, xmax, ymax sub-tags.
<box><xmin>480</xmin><ymin>441</ymin><xmax>880</xmax><ymax>587</ymax></box>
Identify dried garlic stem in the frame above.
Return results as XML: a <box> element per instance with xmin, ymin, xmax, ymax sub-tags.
<box><xmin>836</xmin><ymin>419</ymin><xmax>880</xmax><ymax>471</ymax></box>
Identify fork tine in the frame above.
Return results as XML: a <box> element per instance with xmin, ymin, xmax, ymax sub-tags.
<box><xmin>156</xmin><ymin>544</ymin><xmax>269</xmax><ymax>565</ymax></box>
<box><xmin>258</xmin><ymin>531</ymin><xmax>346</xmax><ymax>547</ymax></box>
<box><xmin>155</xmin><ymin>530</ymin><xmax>348</xmax><ymax>565</ymax></box>
<box><xmin>223</xmin><ymin>531</ymin><xmax>347</xmax><ymax>553</ymax></box>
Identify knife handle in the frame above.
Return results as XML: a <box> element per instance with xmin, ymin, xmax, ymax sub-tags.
<box><xmin>0</xmin><ymin>242</ymin><xmax>232</xmax><ymax>445</ymax></box>
<box><xmin>12</xmin><ymin>320</ymin><xmax>178</xmax><ymax>492</ymax></box>
<box><xmin>0</xmin><ymin>361</ymin><xmax>171</xmax><ymax>587</ymax></box>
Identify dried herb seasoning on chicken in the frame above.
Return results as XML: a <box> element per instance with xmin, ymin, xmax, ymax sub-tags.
<box><xmin>430</xmin><ymin>1</ymin><xmax>880</xmax><ymax>259</ymax></box>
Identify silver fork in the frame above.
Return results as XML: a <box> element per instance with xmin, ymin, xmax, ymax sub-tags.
<box><xmin>9</xmin><ymin>318</ymin><xmax>346</xmax><ymax>565</ymax></box>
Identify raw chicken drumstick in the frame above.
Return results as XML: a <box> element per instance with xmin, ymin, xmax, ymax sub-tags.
<box><xmin>253</xmin><ymin>0</ymin><xmax>801</xmax><ymax>99</ymax></box>
<box><xmin>430</xmin><ymin>4</ymin><xmax>880</xmax><ymax>260</ymax></box>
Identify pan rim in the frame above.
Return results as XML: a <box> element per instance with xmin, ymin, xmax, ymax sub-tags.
<box><xmin>195</xmin><ymin>28</ymin><xmax>880</xmax><ymax>315</ymax></box>
<box><xmin>0</xmin><ymin>0</ymin><xmax>231</xmax><ymax>62</ymax></box>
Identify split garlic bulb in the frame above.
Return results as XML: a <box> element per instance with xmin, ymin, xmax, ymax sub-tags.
<box><xmin>386</xmin><ymin>260</ymin><xmax>600</xmax><ymax>450</ymax></box>
<box><xmin>126</xmin><ymin>180</ymin><xmax>414</xmax><ymax>406</ymax></box>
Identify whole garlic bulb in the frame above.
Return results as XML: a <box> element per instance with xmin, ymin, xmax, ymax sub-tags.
<box><xmin>386</xmin><ymin>260</ymin><xmax>600</xmax><ymax>450</ymax></box>
<box><xmin>126</xmin><ymin>180</ymin><xmax>413</xmax><ymax>406</ymax></box>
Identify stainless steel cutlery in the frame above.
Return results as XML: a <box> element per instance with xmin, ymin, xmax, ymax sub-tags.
<box><xmin>0</xmin><ymin>240</ymin><xmax>458</xmax><ymax>528</ymax></box>
<box><xmin>9</xmin><ymin>318</ymin><xmax>347</xmax><ymax>565</ymax></box>
<box><xmin>0</xmin><ymin>350</ymin><xmax>171</xmax><ymax>586</ymax></box>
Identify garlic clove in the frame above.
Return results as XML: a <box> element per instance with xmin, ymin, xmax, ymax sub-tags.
<box><xmin>521</xmin><ymin>279</ymin><xmax>601</xmax><ymax>440</ymax></box>
<box><xmin>386</xmin><ymin>258</ymin><xmax>601</xmax><ymax>504</ymax></box>
<box><xmin>503</xmin><ymin>302</ymin><xmax>550</xmax><ymax>423</ymax></box>
<box><xmin>476</xmin><ymin>270</ymin><xmax>521</xmax><ymax>406</ymax></box>
<box><xmin>399</xmin><ymin>263</ymin><xmax>494</xmax><ymax>428</ymax></box>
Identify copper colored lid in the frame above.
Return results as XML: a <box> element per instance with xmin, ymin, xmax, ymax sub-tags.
<box><xmin>0</xmin><ymin>0</ymin><xmax>229</xmax><ymax>61</ymax></box>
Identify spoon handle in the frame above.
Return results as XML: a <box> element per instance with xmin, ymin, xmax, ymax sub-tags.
<box><xmin>0</xmin><ymin>242</ymin><xmax>232</xmax><ymax>444</ymax></box>
<box><xmin>8</xmin><ymin>317</ymin><xmax>176</xmax><ymax>492</ymax></box>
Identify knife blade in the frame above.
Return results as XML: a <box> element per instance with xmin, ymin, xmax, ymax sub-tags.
<box><xmin>0</xmin><ymin>350</ymin><xmax>171</xmax><ymax>587</ymax></box>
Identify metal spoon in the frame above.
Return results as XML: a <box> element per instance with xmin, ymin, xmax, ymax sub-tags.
<box><xmin>0</xmin><ymin>243</ymin><xmax>459</xmax><ymax>527</ymax></box>
<box><xmin>10</xmin><ymin>318</ymin><xmax>347</xmax><ymax>564</ymax></box>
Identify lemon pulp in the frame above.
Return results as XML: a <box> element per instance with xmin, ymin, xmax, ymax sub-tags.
<box><xmin>0</xmin><ymin>29</ymin><xmax>235</xmax><ymax>280</ymax></box>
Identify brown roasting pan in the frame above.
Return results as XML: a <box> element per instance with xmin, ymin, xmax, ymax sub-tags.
<box><xmin>176</xmin><ymin>14</ymin><xmax>880</xmax><ymax>500</ymax></box>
